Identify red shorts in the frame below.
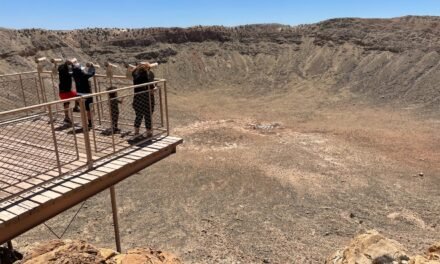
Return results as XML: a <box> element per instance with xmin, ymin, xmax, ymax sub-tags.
<box><xmin>59</xmin><ymin>91</ymin><xmax>77</xmax><ymax>100</ymax></box>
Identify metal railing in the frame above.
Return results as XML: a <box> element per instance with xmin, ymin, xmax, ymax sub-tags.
<box><xmin>0</xmin><ymin>74</ymin><xmax>169</xmax><ymax>203</ymax></box>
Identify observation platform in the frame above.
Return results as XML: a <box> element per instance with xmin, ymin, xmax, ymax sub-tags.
<box><xmin>0</xmin><ymin>69</ymin><xmax>182</xmax><ymax>248</ymax></box>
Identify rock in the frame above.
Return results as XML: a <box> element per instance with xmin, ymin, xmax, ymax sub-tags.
<box><xmin>326</xmin><ymin>230</ymin><xmax>408</xmax><ymax>264</ymax></box>
<box><xmin>16</xmin><ymin>240</ymin><xmax>182</xmax><ymax>264</ymax></box>
<box><xmin>109</xmin><ymin>248</ymin><xmax>182</xmax><ymax>264</ymax></box>
<box><xmin>327</xmin><ymin>230</ymin><xmax>440</xmax><ymax>264</ymax></box>
<box><xmin>99</xmin><ymin>248</ymin><xmax>117</xmax><ymax>261</ymax></box>
<box><xmin>18</xmin><ymin>240</ymin><xmax>105</xmax><ymax>264</ymax></box>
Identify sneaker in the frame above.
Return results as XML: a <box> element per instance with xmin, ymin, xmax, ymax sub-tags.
<box><xmin>113</xmin><ymin>127</ymin><xmax>121</xmax><ymax>134</ymax></box>
<box><xmin>63</xmin><ymin>118</ymin><xmax>72</xmax><ymax>124</ymax></box>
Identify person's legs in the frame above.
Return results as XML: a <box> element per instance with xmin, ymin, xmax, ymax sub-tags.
<box><xmin>134</xmin><ymin>112</ymin><xmax>143</xmax><ymax>135</ymax></box>
<box><xmin>63</xmin><ymin>102</ymin><xmax>71</xmax><ymax>123</ymax></box>
<box><xmin>145</xmin><ymin>96</ymin><xmax>154</xmax><ymax>137</ymax></box>
<box><xmin>133</xmin><ymin>96</ymin><xmax>144</xmax><ymax>135</ymax></box>
<box><xmin>111</xmin><ymin>104</ymin><xmax>120</xmax><ymax>132</ymax></box>
<box><xmin>73</xmin><ymin>100</ymin><xmax>80</xmax><ymax>112</ymax></box>
<box><xmin>85</xmin><ymin>97</ymin><xmax>93</xmax><ymax>127</ymax></box>
<box><xmin>144</xmin><ymin>111</ymin><xmax>152</xmax><ymax>137</ymax></box>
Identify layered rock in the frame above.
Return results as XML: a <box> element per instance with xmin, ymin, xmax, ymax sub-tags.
<box><xmin>15</xmin><ymin>240</ymin><xmax>182</xmax><ymax>264</ymax></box>
<box><xmin>326</xmin><ymin>230</ymin><xmax>440</xmax><ymax>264</ymax></box>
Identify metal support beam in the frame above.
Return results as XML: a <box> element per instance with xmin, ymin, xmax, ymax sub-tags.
<box><xmin>110</xmin><ymin>186</ymin><xmax>121</xmax><ymax>253</ymax></box>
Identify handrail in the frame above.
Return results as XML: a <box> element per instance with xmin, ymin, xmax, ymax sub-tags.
<box><xmin>0</xmin><ymin>80</ymin><xmax>162</xmax><ymax>118</ymax></box>
<box><xmin>0</xmin><ymin>71</ymin><xmax>38</xmax><ymax>77</ymax></box>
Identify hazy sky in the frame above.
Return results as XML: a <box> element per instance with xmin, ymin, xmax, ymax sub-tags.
<box><xmin>1</xmin><ymin>0</ymin><xmax>440</xmax><ymax>29</ymax></box>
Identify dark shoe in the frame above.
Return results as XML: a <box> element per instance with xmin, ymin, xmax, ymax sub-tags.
<box><xmin>64</xmin><ymin>118</ymin><xmax>72</xmax><ymax>124</ymax></box>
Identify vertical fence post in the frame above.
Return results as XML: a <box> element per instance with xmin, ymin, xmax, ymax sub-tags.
<box><xmin>93</xmin><ymin>76</ymin><xmax>102</xmax><ymax>126</ymax></box>
<box><xmin>47</xmin><ymin>104</ymin><xmax>63</xmax><ymax>175</ymax></box>
<box><xmin>108</xmin><ymin>100</ymin><xmax>116</xmax><ymax>152</ymax></box>
<box><xmin>18</xmin><ymin>74</ymin><xmax>30</xmax><ymax>117</ymax></box>
<box><xmin>148</xmin><ymin>85</ymin><xmax>153</xmax><ymax>138</ymax></box>
<box><xmin>159</xmin><ymin>82</ymin><xmax>164</xmax><ymax>127</ymax></box>
<box><xmin>110</xmin><ymin>186</ymin><xmax>121</xmax><ymax>253</ymax></box>
<box><xmin>51</xmin><ymin>73</ymin><xmax>61</xmax><ymax>114</ymax></box>
<box><xmin>18</xmin><ymin>74</ymin><xmax>27</xmax><ymax>108</ymax></box>
<box><xmin>80</xmin><ymin>98</ymin><xmax>93</xmax><ymax>170</ymax></box>
<box><xmin>37</xmin><ymin>71</ymin><xmax>48</xmax><ymax>104</ymax></box>
<box><xmin>164</xmin><ymin>81</ymin><xmax>169</xmax><ymax>136</ymax></box>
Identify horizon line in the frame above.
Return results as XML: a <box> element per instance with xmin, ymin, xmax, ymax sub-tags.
<box><xmin>1</xmin><ymin>14</ymin><xmax>438</xmax><ymax>31</ymax></box>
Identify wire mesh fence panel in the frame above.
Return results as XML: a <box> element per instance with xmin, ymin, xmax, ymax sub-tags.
<box><xmin>0</xmin><ymin>70</ymin><xmax>169</xmax><ymax>201</ymax></box>
<box><xmin>41</xmin><ymin>73</ymin><xmax>60</xmax><ymax>103</ymax></box>
<box><xmin>90</xmin><ymin>82</ymin><xmax>167</xmax><ymax>156</ymax></box>
<box><xmin>21</xmin><ymin>76</ymin><xmax>43</xmax><ymax>105</ymax></box>
<box><xmin>0</xmin><ymin>72</ymin><xmax>48</xmax><ymax>113</ymax></box>
<box><xmin>0</xmin><ymin>102</ymin><xmax>80</xmax><ymax>197</ymax></box>
<box><xmin>0</xmin><ymin>75</ymin><xmax>28</xmax><ymax>111</ymax></box>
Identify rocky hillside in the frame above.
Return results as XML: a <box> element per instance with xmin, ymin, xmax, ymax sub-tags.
<box><xmin>2</xmin><ymin>16</ymin><xmax>440</xmax><ymax>107</ymax></box>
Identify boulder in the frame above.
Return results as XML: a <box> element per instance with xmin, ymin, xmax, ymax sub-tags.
<box><xmin>326</xmin><ymin>230</ymin><xmax>408</xmax><ymax>263</ymax></box>
<box><xmin>109</xmin><ymin>248</ymin><xmax>182</xmax><ymax>264</ymax></box>
<box><xmin>327</xmin><ymin>230</ymin><xmax>440</xmax><ymax>264</ymax></box>
<box><xmin>16</xmin><ymin>240</ymin><xmax>182</xmax><ymax>264</ymax></box>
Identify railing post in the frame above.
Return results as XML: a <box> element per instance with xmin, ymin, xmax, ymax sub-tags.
<box><xmin>18</xmin><ymin>74</ymin><xmax>30</xmax><ymax>117</ymax></box>
<box><xmin>80</xmin><ymin>98</ymin><xmax>93</xmax><ymax>169</ymax></box>
<box><xmin>159</xmin><ymin>83</ymin><xmax>164</xmax><ymax>128</ymax></box>
<box><xmin>93</xmin><ymin>76</ymin><xmax>102</xmax><ymax>125</ymax></box>
<box><xmin>164</xmin><ymin>80</ymin><xmax>170</xmax><ymax>136</ymax></box>
<box><xmin>47</xmin><ymin>104</ymin><xmax>63</xmax><ymax>175</ymax></box>
<box><xmin>37</xmin><ymin>71</ymin><xmax>48</xmax><ymax>104</ymax></box>
<box><xmin>34</xmin><ymin>76</ymin><xmax>42</xmax><ymax>105</ymax></box>
<box><xmin>18</xmin><ymin>74</ymin><xmax>27</xmax><ymax>108</ymax></box>
<box><xmin>148</xmin><ymin>86</ymin><xmax>153</xmax><ymax>138</ymax></box>
<box><xmin>50</xmin><ymin>73</ymin><xmax>61</xmax><ymax>114</ymax></box>
<box><xmin>108</xmin><ymin>100</ymin><xmax>116</xmax><ymax>152</ymax></box>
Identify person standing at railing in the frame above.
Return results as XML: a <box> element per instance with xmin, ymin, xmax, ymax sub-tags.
<box><xmin>132</xmin><ymin>63</ymin><xmax>155</xmax><ymax>137</ymax></box>
<box><xmin>107</xmin><ymin>86</ymin><xmax>122</xmax><ymax>133</ymax></box>
<box><xmin>72</xmin><ymin>62</ymin><xmax>96</xmax><ymax>128</ymax></box>
<box><xmin>58</xmin><ymin>60</ymin><xmax>77</xmax><ymax>124</ymax></box>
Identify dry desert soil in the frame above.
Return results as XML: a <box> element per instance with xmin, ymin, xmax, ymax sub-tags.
<box><xmin>0</xmin><ymin>16</ymin><xmax>439</xmax><ymax>263</ymax></box>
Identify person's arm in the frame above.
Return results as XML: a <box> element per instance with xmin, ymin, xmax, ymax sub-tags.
<box><xmin>84</xmin><ymin>66</ymin><xmax>96</xmax><ymax>78</ymax></box>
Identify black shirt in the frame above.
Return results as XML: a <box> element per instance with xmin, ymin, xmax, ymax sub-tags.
<box><xmin>72</xmin><ymin>66</ymin><xmax>95</xmax><ymax>94</ymax></box>
<box><xmin>132</xmin><ymin>68</ymin><xmax>155</xmax><ymax>93</ymax></box>
<box><xmin>58</xmin><ymin>64</ymin><xmax>72</xmax><ymax>93</ymax></box>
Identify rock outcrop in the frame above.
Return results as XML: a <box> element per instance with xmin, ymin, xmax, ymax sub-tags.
<box><xmin>326</xmin><ymin>230</ymin><xmax>440</xmax><ymax>264</ymax></box>
<box><xmin>16</xmin><ymin>240</ymin><xmax>182</xmax><ymax>264</ymax></box>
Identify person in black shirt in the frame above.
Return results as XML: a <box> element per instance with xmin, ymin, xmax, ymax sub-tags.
<box><xmin>72</xmin><ymin>62</ymin><xmax>96</xmax><ymax>128</ymax></box>
<box><xmin>108</xmin><ymin>86</ymin><xmax>121</xmax><ymax>133</ymax></box>
<box><xmin>132</xmin><ymin>63</ymin><xmax>155</xmax><ymax>137</ymax></box>
<box><xmin>58</xmin><ymin>60</ymin><xmax>76</xmax><ymax>124</ymax></box>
